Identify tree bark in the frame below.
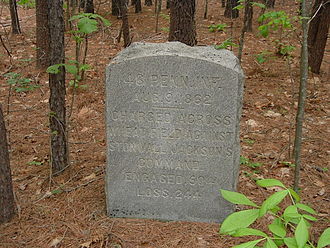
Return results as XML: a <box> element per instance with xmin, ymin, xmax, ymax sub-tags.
<box><xmin>0</xmin><ymin>104</ymin><xmax>16</xmax><ymax>224</ymax></box>
<box><xmin>80</xmin><ymin>0</ymin><xmax>94</xmax><ymax>13</ymax></box>
<box><xmin>293</xmin><ymin>0</ymin><xmax>309</xmax><ymax>193</ymax></box>
<box><xmin>112</xmin><ymin>0</ymin><xmax>121</xmax><ymax>16</ymax></box>
<box><xmin>145</xmin><ymin>0</ymin><xmax>152</xmax><ymax>6</ymax></box>
<box><xmin>238</xmin><ymin>0</ymin><xmax>253</xmax><ymax>62</ymax></box>
<box><xmin>224</xmin><ymin>0</ymin><xmax>239</xmax><ymax>18</ymax></box>
<box><xmin>245</xmin><ymin>0</ymin><xmax>253</xmax><ymax>32</ymax></box>
<box><xmin>265</xmin><ymin>0</ymin><xmax>275</xmax><ymax>8</ymax></box>
<box><xmin>166</xmin><ymin>0</ymin><xmax>170</xmax><ymax>9</ymax></box>
<box><xmin>204</xmin><ymin>0</ymin><xmax>208</xmax><ymax>19</ymax></box>
<box><xmin>36</xmin><ymin>0</ymin><xmax>50</xmax><ymax>69</ymax></box>
<box><xmin>8</xmin><ymin>0</ymin><xmax>21</xmax><ymax>34</ymax></box>
<box><xmin>48</xmin><ymin>0</ymin><xmax>68</xmax><ymax>175</ymax></box>
<box><xmin>120</xmin><ymin>0</ymin><xmax>131</xmax><ymax>47</ymax></box>
<box><xmin>135</xmin><ymin>0</ymin><xmax>142</xmax><ymax>13</ymax></box>
<box><xmin>308</xmin><ymin>0</ymin><xmax>330</xmax><ymax>74</ymax></box>
<box><xmin>169</xmin><ymin>0</ymin><xmax>197</xmax><ymax>46</ymax></box>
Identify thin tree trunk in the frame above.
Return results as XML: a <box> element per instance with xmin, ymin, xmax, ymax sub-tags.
<box><xmin>112</xmin><ymin>0</ymin><xmax>121</xmax><ymax>16</ymax></box>
<box><xmin>155</xmin><ymin>0</ymin><xmax>161</xmax><ymax>32</ymax></box>
<box><xmin>224</xmin><ymin>0</ymin><xmax>239</xmax><ymax>18</ymax></box>
<box><xmin>246</xmin><ymin>0</ymin><xmax>253</xmax><ymax>32</ymax></box>
<box><xmin>0</xmin><ymin>104</ymin><xmax>16</xmax><ymax>224</ymax></box>
<box><xmin>145</xmin><ymin>0</ymin><xmax>152</xmax><ymax>6</ymax></box>
<box><xmin>169</xmin><ymin>0</ymin><xmax>197</xmax><ymax>46</ymax></box>
<box><xmin>293</xmin><ymin>0</ymin><xmax>309</xmax><ymax>193</ymax></box>
<box><xmin>204</xmin><ymin>0</ymin><xmax>208</xmax><ymax>19</ymax></box>
<box><xmin>135</xmin><ymin>0</ymin><xmax>142</xmax><ymax>13</ymax></box>
<box><xmin>265</xmin><ymin>0</ymin><xmax>275</xmax><ymax>8</ymax></box>
<box><xmin>36</xmin><ymin>0</ymin><xmax>50</xmax><ymax>69</ymax></box>
<box><xmin>48</xmin><ymin>0</ymin><xmax>68</xmax><ymax>175</ymax></box>
<box><xmin>307</xmin><ymin>0</ymin><xmax>330</xmax><ymax>74</ymax></box>
<box><xmin>80</xmin><ymin>0</ymin><xmax>94</xmax><ymax>13</ymax></box>
<box><xmin>120</xmin><ymin>0</ymin><xmax>131</xmax><ymax>47</ymax></box>
<box><xmin>238</xmin><ymin>0</ymin><xmax>252</xmax><ymax>62</ymax></box>
<box><xmin>166</xmin><ymin>0</ymin><xmax>170</xmax><ymax>9</ymax></box>
<box><xmin>8</xmin><ymin>0</ymin><xmax>21</xmax><ymax>34</ymax></box>
<box><xmin>222</xmin><ymin>0</ymin><xmax>226</xmax><ymax>7</ymax></box>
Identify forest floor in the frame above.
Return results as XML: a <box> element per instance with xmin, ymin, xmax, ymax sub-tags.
<box><xmin>0</xmin><ymin>0</ymin><xmax>329</xmax><ymax>247</ymax></box>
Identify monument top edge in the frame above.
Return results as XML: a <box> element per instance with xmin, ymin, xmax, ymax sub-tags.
<box><xmin>108</xmin><ymin>42</ymin><xmax>243</xmax><ymax>74</ymax></box>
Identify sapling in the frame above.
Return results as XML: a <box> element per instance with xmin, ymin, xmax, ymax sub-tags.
<box><xmin>220</xmin><ymin>179</ymin><xmax>330</xmax><ymax>248</ymax></box>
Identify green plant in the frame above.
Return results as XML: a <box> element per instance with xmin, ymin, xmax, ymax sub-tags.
<box><xmin>220</xmin><ymin>179</ymin><xmax>330</xmax><ymax>248</ymax></box>
<box><xmin>4</xmin><ymin>72</ymin><xmax>39</xmax><ymax>92</ymax></box>
<box><xmin>258</xmin><ymin>11</ymin><xmax>297</xmax><ymax>57</ymax></box>
<box><xmin>243</xmin><ymin>138</ymin><xmax>255</xmax><ymax>145</ymax></box>
<box><xmin>47</xmin><ymin>13</ymin><xmax>110</xmax><ymax>88</ymax></box>
<box><xmin>255</xmin><ymin>51</ymin><xmax>274</xmax><ymax>64</ymax></box>
<box><xmin>215</xmin><ymin>38</ymin><xmax>238</xmax><ymax>50</ymax></box>
<box><xmin>240</xmin><ymin>156</ymin><xmax>262</xmax><ymax>169</ymax></box>
<box><xmin>159</xmin><ymin>13</ymin><xmax>170</xmax><ymax>20</ymax></box>
<box><xmin>17</xmin><ymin>0</ymin><xmax>35</xmax><ymax>8</ymax></box>
<box><xmin>208</xmin><ymin>23</ymin><xmax>227</xmax><ymax>32</ymax></box>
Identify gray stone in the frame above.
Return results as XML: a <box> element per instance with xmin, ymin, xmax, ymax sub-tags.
<box><xmin>105</xmin><ymin>42</ymin><xmax>244</xmax><ymax>223</ymax></box>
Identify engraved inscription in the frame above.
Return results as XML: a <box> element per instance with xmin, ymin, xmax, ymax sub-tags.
<box><xmin>122</xmin><ymin>73</ymin><xmax>224</xmax><ymax>90</ymax></box>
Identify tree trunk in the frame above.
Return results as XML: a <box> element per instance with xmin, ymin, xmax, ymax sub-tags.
<box><xmin>166</xmin><ymin>0</ymin><xmax>170</xmax><ymax>9</ymax></box>
<box><xmin>169</xmin><ymin>0</ymin><xmax>197</xmax><ymax>46</ymax></box>
<box><xmin>204</xmin><ymin>0</ymin><xmax>208</xmax><ymax>19</ymax></box>
<box><xmin>245</xmin><ymin>0</ymin><xmax>253</xmax><ymax>32</ymax></box>
<box><xmin>308</xmin><ymin>0</ymin><xmax>330</xmax><ymax>74</ymax></box>
<box><xmin>80</xmin><ymin>0</ymin><xmax>94</xmax><ymax>13</ymax></box>
<box><xmin>237</xmin><ymin>0</ymin><xmax>253</xmax><ymax>62</ymax></box>
<box><xmin>8</xmin><ymin>0</ymin><xmax>21</xmax><ymax>34</ymax></box>
<box><xmin>135</xmin><ymin>0</ymin><xmax>142</xmax><ymax>13</ymax></box>
<box><xmin>48</xmin><ymin>0</ymin><xmax>68</xmax><ymax>175</ymax></box>
<box><xmin>120</xmin><ymin>0</ymin><xmax>131</xmax><ymax>47</ymax></box>
<box><xmin>0</xmin><ymin>104</ymin><xmax>16</xmax><ymax>224</ymax></box>
<box><xmin>221</xmin><ymin>0</ymin><xmax>226</xmax><ymax>7</ymax></box>
<box><xmin>112</xmin><ymin>0</ymin><xmax>121</xmax><ymax>16</ymax></box>
<box><xmin>293</xmin><ymin>0</ymin><xmax>309</xmax><ymax>193</ymax></box>
<box><xmin>265</xmin><ymin>0</ymin><xmax>275</xmax><ymax>8</ymax></box>
<box><xmin>145</xmin><ymin>0</ymin><xmax>152</xmax><ymax>6</ymax></box>
<box><xmin>224</xmin><ymin>0</ymin><xmax>239</xmax><ymax>18</ymax></box>
<box><xmin>36</xmin><ymin>0</ymin><xmax>50</xmax><ymax>69</ymax></box>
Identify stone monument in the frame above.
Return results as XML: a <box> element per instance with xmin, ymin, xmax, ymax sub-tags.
<box><xmin>105</xmin><ymin>42</ymin><xmax>244</xmax><ymax>223</ymax></box>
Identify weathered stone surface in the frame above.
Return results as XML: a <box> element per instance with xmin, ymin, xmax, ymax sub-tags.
<box><xmin>105</xmin><ymin>42</ymin><xmax>244</xmax><ymax>223</ymax></box>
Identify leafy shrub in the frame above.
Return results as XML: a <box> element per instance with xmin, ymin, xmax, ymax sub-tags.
<box><xmin>220</xmin><ymin>179</ymin><xmax>330</xmax><ymax>248</ymax></box>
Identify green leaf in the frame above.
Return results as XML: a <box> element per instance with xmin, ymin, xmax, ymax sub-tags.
<box><xmin>251</xmin><ymin>2</ymin><xmax>266</xmax><ymax>8</ymax></box>
<box><xmin>78</xmin><ymin>17</ymin><xmax>98</xmax><ymax>34</ymax></box>
<box><xmin>283</xmin><ymin>205</ymin><xmax>301</xmax><ymax>223</ymax></box>
<box><xmin>317</xmin><ymin>227</ymin><xmax>330</xmax><ymax>248</ymax></box>
<box><xmin>46</xmin><ymin>64</ymin><xmax>64</xmax><ymax>74</ymax></box>
<box><xmin>220</xmin><ymin>209</ymin><xmax>259</xmax><ymax>235</ymax></box>
<box><xmin>289</xmin><ymin>188</ymin><xmax>301</xmax><ymax>202</ymax></box>
<box><xmin>256</xmin><ymin>179</ymin><xmax>286</xmax><ymax>188</ymax></box>
<box><xmin>295</xmin><ymin>218</ymin><xmax>309</xmax><ymax>248</ymax></box>
<box><xmin>51</xmin><ymin>189</ymin><xmax>63</xmax><ymax>195</ymax></box>
<box><xmin>240</xmin><ymin>156</ymin><xmax>249</xmax><ymax>165</ymax></box>
<box><xmin>302</xmin><ymin>214</ymin><xmax>317</xmax><ymax>222</ymax></box>
<box><xmin>221</xmin><ymin>190</ymin><xmax>259</xmax><ymax>207</ymax></box>
<box><xmin>284</xmin><ymin>238</ymin><xmax>298</xmax><ymax>248</ymax></box>
<box><xmin>64</xmin><ymin>64</ymin><xmax>78</xmax><ymax>75</ymax></box>
<box><xmin>265</xmin><ymin>238</ymin><xmax>278</xmax><ymax>248</ymax></box>
<box><xmin>233</xmin><ymin>228</ymin><xmax>267</xmax><ymax>238</ymax></box>
<box><xmin>268</xmin><ymin>223</ymin><xmax>286</xmax><ymax>238</ymax></box>
<box><xmin>296</xmin><ymin>203</ymin><xmax>317</xmax><ymax>215</ymax></box>
<box><xmin>259</xmin><ymin>190</ymin><xmax>288</xmax><ymax>217</ymax></box>
<box><xmin>233</xmin><ymin>239</ymin><xmax>264</xmax><ymax>248</ymax></box>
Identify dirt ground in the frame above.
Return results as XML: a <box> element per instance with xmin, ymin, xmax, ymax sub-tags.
<box><xmin>0</xmin><ymin>0</ymin><xmax>329</xmax><ymax>247</ymax></box>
